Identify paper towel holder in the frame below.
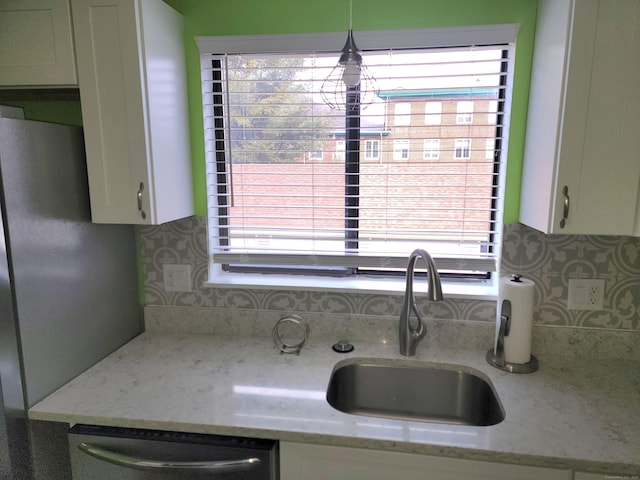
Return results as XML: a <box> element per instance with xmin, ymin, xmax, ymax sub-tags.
<box><xmin>486</xmin><ymin>297</ymin><xmax>539</xmax><ymax>374</ymax></box>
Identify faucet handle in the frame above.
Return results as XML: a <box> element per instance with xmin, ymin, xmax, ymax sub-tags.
<box><xmin>398</xmin><ymin>248</ymin><xmax>443</xmax><ymax>356</ymax></box>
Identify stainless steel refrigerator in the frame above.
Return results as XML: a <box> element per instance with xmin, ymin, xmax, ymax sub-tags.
<box><xmin>0</xmin><ymin>112</ymin><xmax>142</xmax><ymax>479</ymax></box>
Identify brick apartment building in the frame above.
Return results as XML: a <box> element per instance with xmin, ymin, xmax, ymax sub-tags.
<box><xmin>312</xmin><ymin>87</ymin><xmax>500</xmax><ymax>164</ymax></box>
<box><xmin>226</xmin><ymin>88</ymin><xmax>500</xmax><ymax>247</ymax></box>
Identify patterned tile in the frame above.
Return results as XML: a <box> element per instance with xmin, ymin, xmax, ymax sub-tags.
<box><xmin>138</xmin><ymin>218</ymin><xmax>640</xmax><ymax>330</ymax></box>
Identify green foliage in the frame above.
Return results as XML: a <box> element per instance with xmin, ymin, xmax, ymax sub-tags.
<box><xmin>227</xmin><ymin>56</ymin><xmax>332</xmax><ymax>163</ymax></box>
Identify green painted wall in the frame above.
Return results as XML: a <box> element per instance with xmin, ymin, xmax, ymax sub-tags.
<box><xmin>164</xmin><ymin>0</ymin><xmax>538</xmax><ymax>224</ymax></box>
<box><xmin>0</xmin><ymin>89</ymin><xmax>82</xmax><ymax>126</ymax></box>
<box><xmin>12</xmin><ymin>101</ymin><xmax>82</xmax><ymax>126</ymax></box>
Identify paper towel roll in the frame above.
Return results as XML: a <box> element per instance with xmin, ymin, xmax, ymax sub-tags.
<box><xmin>496</xmin><ymin>275</ymin><xmax>535</xmax><ymax>364</ymax></box>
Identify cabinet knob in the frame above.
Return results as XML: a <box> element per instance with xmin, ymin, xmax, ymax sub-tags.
<box><xmin>560</xmin><ymin>185</ymin><xmax>569</xmax><ymax>229</ymax></box>
<box><xmin>137</xmin><ymin>182</ymin><xmax>147</xmax><ymax>220</ymax></box>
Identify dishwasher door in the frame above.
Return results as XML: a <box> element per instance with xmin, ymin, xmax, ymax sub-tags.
<box><xmin>68</xmin><ymin>424</ymin><xmax>278</xmax><ymax>480</ymax></box>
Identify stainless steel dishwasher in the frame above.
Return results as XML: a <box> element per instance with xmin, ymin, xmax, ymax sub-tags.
<box><xmin>68</xmin><ymin>424</ymin><xmax>278</xmax><ymax>479</ymax></box>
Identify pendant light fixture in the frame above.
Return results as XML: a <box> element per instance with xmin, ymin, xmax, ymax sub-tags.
<box><xmin>320</xmin><ymin>0</ymin><xmax>378</xmax><ymax>110</ymax></box>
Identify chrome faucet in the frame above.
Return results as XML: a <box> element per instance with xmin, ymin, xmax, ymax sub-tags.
<box><xmin>399</xmin><ymin>249</ymin><xmax>444</xmax><ymax>356</ymax></box>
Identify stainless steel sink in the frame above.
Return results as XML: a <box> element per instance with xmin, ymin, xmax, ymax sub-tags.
<box><xmin>326</xmin><ymin>359</ymin><xmax>505</xmax><ymax>426</ymax></box>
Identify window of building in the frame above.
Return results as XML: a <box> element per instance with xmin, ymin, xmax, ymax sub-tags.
<box><xmin>334</xmin><ymin>140</ymin><xmax>345</xmax><ymax>161</ymax></box>
<box><xmin>454</xmin><ymin>139</ymin><xmax>472</xmax><ymax>159</ymax></box>
<box><xmin>456</xmin><ymin>101</ymin><xmax>474</xmax><ymax>124</ymax></box>
<box><xmin>487</xmin><ymin>100</ymin><xmax>498</xmax><ymax>125</ymax></box>
<box><xmin>309</xmin><ymin>150</ymin><xmax>323</xmax><ymax>161</ymax></box>
<box><xmin>423</xmin><ymin>139</ymin><xmax>440</xmax><ymax>160</ymax></box>
<box><xmin>424</xmin><ymin>102</ymin><xmax>442</xmax><ymax>125</ymax></box>
<box><xmin>198</xmin><ymin>27</ymin><xmax>516</xmax><ymax>291</ymax></box>
<box><xmin>393</xmin><ymin>140</ymin><xmax>410</xmax><ymax>160</ymax></box>
<box><xmin>364</xmin><ymin>139</ymin><xmax>380</xmax><ymax>160</ymax></box>
<box><xmin>486</xmin><ymin>138</ymin><xmax>494</xmax><ymax>160</ymax></box>
<box><xmin>394</xmin><ymin>103</ymin><xmax>411</xmax><ymax>126</ymax></box>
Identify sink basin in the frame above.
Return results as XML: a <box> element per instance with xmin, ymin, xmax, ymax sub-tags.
<box><xmin>326</xmin><ymin>359</ymin><xmax>504</xmax><ymax>426</ymax></box>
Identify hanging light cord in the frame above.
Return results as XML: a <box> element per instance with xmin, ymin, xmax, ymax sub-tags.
<box><xmin>349</xmin><ymin>0</ymin><xmax>353</xmax><ymax>30</ymax></box>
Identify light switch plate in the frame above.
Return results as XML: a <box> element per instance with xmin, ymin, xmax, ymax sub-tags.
<box><xmin>163</xmin><ymin>264</ymin><xmax>192</xmax><ymax>292</ymax></box>
<box><xmin>567</xmin><ymin>279</ymin><xmax>605</xmax><ymax>310</ymax></box>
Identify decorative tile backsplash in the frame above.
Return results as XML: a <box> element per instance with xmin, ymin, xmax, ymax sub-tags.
<box><xmin>502</xmin><ymin>224</ymin><xmax>640</xmax><ymax>329</ymax></box>
<box><xmin>138</xmin><ymin>217</ymin><xmax>640</xmax><ymax>330</ymax></box>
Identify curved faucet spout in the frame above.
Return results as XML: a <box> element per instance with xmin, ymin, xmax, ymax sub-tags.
<box><xmin>399</xmin><ymin>249</ymin><xmax>443</xmax><ymax>356</ymax></box>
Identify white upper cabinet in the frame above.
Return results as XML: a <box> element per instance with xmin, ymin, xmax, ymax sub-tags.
<box><xmin>71</xmin><ymin>0</ymin><xmax>194</xmax><ymax>224</ymax></box>
<box><xmin>0</xmin><ymin>0</ymin><xmax>77</xmax><ymax>86</ymax></box>
<box><xmin>520</xmin><ymin>0</ymin><xmax>640</xmax><ymax>235</ymax></box>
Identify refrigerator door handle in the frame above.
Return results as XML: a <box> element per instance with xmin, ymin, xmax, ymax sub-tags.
<box><xmin>77</xmin><ymin>442</ymin><xmax>262</xmax><ymax>473</ymax></box>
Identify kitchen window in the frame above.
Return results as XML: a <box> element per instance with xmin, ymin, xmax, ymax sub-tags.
<box><xmin>197</xmin><ymin>26</ymin><xmax>516</xmax><ymax>292</ymax></box>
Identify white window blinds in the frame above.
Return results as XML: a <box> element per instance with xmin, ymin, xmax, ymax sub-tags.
<box><xmin>200</xmin><ymin>31</ymin><xmax>514</xmax><ymax>275</ymax></box>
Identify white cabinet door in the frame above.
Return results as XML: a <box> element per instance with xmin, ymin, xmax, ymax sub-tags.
<box><xmin>0</xmin><ymin>0</ymin><xmax>77</xmax><ymax>86</ymax></box>
<box><xmin>520</xmin><ymin>0</ymin><xmax>640</xmax><ymax>235</ymax></box>
<box><xmin>281</xmin><ymin>442</ymin><xmax>570</xmax><ymax>480</ymax></box>
<box><xmin>71</xmin><ymin>0</ymin><xmax>194</xmax><ymax>224</ymax></box>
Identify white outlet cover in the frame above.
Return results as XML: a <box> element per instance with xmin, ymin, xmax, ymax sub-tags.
<box><xmin>567</xmin><ymin>279</ymin><xmax>605</xmax><ymax>311</ymax></box>
<box><xmin>163</xmin><ymin>264</ymin><xmax>192</xmax><ymax>292</ymax></box>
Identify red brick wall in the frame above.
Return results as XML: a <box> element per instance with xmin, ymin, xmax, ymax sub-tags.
<box><xmin>229</xmin><ymin>162</ymin><xmax>494</xmax><ymax>236</ymax></box>
<box><xmin>227</xmin><ymin>97</ymin><xmax>498</xmax><ymax>239</ymax></box>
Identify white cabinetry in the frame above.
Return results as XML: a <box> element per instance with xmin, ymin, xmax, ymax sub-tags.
<box><xmin>280</xmin><ymin>442</ymin><xmax>570</xmax><ymax>480</ymax></box>
<box><xmin>520</xmin><ymin>0</ymin><xmax>640</xmax><ymax>235</ymax></box>
<box><xmin>0</xmin><ymin>0</ymin><xmax>77</xmax><ymax>86</ymax></box>
<box><xmin>71</xmin><ymin>0</ymin><xmax>194</xmax><ymax>224</ymax></box>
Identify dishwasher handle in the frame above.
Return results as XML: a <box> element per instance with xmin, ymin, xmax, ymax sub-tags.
<box><xmin>77</xmin><ymin>442</ymin><xmax>262</xmax><ymax>473</ymax></box>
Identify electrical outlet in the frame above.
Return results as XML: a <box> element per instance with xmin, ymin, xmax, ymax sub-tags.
<box><xmin>163</xmin><ymin>264</ymin><xmax>192</xmax><ymax>292</ymax></box>
<box><xmin>567</xmin><ymin>279</ymin><xmax>605</xmax><ymax>310</ymax></box>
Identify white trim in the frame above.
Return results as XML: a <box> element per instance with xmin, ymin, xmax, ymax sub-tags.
<box><xmin>196</xmin><ymin>24</ymin><xmax>519</xmax><ymax>54</ymax></box>
<box><xmin>204</xmin><ymin>269</ymin><xmax>498</xmax><ymax>300</ymax></box>
<box><xmin>212</xmin><ymin>253</ymin><xmax>496</xmax><ymax>271</ymax></box>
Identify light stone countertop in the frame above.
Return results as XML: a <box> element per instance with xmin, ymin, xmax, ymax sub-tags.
<box><xmin>28</xmin><ymin>328</ymin><xmax>640</xmax><ymax>476</ymax></box>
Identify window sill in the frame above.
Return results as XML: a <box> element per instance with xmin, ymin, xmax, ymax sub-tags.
<box><xmin>204</xmin><ymin>270</ymin><xmax>498</xmax><ymax>301</ymax></box>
